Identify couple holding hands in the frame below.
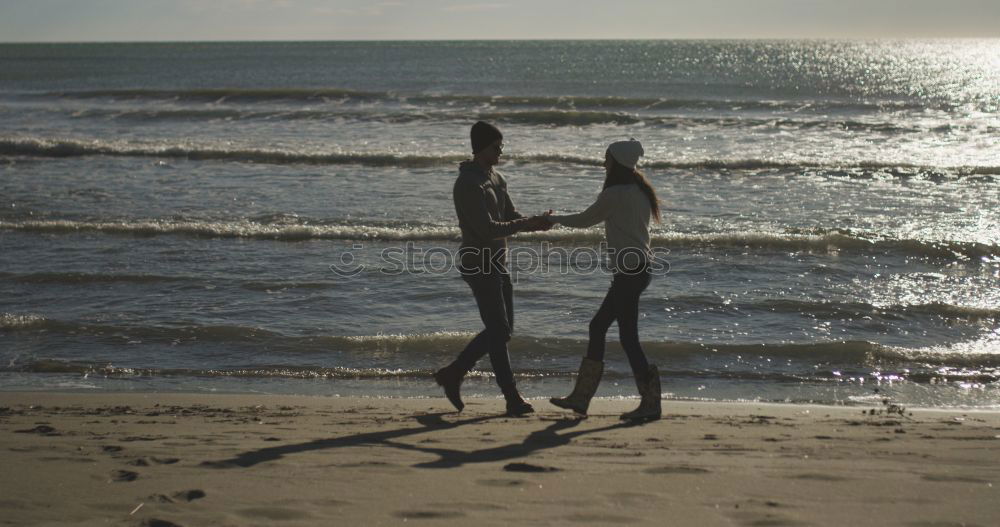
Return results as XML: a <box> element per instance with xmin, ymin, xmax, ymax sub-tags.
<box><xmin>435</xmin><ymin>121</ymin><xmax>662</xmax><ymax>421</ymax></box>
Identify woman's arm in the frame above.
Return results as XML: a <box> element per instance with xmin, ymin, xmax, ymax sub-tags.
<box><xmin>549</xmin><ymin>189</ymin><xmax>614</xmax><ymax>228</ymax></box>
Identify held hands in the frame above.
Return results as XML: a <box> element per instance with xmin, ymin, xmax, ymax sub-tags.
<box><xmin>521</xmin><ymin>210</ymin><xmax>554</xmax><ymax>232</ymax></box>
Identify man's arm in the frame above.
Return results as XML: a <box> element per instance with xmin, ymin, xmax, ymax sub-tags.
<box><xmin>503</xmin><ymin>190</ymin><xmax>525</xmax><ymax>221</ymax></box>
<box><xmin>455</xmin><ymin>179</ymin><xmax>529</xmax><ymax>240</ymax></box>
<box><xmin>495</xmin><ymin>173</ymin><xmax>525</xmax><ymax>221</ymax></box>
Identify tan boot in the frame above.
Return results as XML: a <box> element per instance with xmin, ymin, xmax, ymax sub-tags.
<box><xmin>550</xmin><ymin>358</ymin><xmax>603</xmax><ymax>416</ymax></box>
<box><xmin>620</xmin><ymin>365</ymin><xmax>661</xmax><ymax>421</ymax></box>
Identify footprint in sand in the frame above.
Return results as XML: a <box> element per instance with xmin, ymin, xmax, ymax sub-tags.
<box><xmin>643</xmin><ymin>465</ymin><xmax>710</xmax><ymax>475</ymax></box>
<box><xmin>564</xmin><ymin>512</ymin><xmax>640</xmax><ymax>524</ymax></box>
<box><xmin>337</xmin><ymin>461</ymin><xmax>411</xmax><ymax>473</ymax></box>
<box><xmin>920</xmin><ymin>474</ymin><xmax>990</xmax><ymax>484</ymax></box>
<box><xmin>141</xmin><ymin>519</ymin><xmax>183</xmax><ymax>527</ymax></box>
<box><xmin>905</xmin><ymin>522</ymin><xmax>991</xmax><ymax>527</ymax></box>
<box><xmin>172</xmin><ymin>490</ymin><xmax>206</xmax><ymax>502</ymax></box>
<box><xmin>310</xmin><ymin>498</ymin><xmax>349</xmax><ymax>508</ymax></box>
<box><xmin>236</xmin><ymin>507</ymin><xmax>311</xmax><ymax>520</ymax></box>
<box><xmin>120</xmin><ymin>435</ymin><xmax>166</xmax><ymax>442</ymax></box>
<box><xmin>8</xmin><ymin>446</ymin><xmax>50</xmax><ymax>453</ymax></box>
<box><xmin>605</xmin><ymin>491</ymin><xmax>661</xmax><ymax>504</ymax></box>
<box><xmin>110</xmin><ymin>470</ymin><xmax>138</xmax><ymax>482</ymax></box>
<box><xmin>394</xmin><ymin>511</ymin><xmax>466</xmax><ymax>520</ymax></box>
<box><xmin>131</xmin><ymin>457</ymin><xmax>181</xmax><ymax>467</ymax></box>
<box><xmin>425</xmin><ymin>501</ymin><xmax>506</xmax><ymax>512</ymax></box>
<box><xmin>151</xmin><ymin>490</ymin><xmax>206</xmax><ymax>503</ymax></box>
<box><xmin>39</xmin><ymin>456</ymin><xmax>96</xmax><ymax>464</ymax></box>
<box><xmin>14</xmin><ymin>425</ymin><xmax>60</xmax><ymax>436</ymax></box>
<box><xmin>725</xmin><ymin>501</ymin><xmax>807</xmax><ymax>527</ymax></box>
<box><xmin>503</xmin><ymin>462</ymin><xmax>560</xmax><ymax>473</ymax></box>
<box><xmin>476</xmin><ymin>478</ymin><xmax>525</xmax><ymax>487</ymax></box>
<box><xmin>789</xmin><ymin>473</ymin><xmax>849</xmax><ymax>482</ymax></box>
<box><xmin>0</xmin><ymin>499</ymin><xmax>26</xmax><ymax>510</ymax></box>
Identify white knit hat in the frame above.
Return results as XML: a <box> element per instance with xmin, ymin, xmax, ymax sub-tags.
<box><xmin>607</xmin><ymin>138</ymin><xmax>644</xmax><ymax>169</ymax></box>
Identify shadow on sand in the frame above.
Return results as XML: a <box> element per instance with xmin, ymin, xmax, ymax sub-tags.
<box><xmin>201</xmin><ymin>412</ymin><xmax>638</xmax><ymax>470</ymax></box>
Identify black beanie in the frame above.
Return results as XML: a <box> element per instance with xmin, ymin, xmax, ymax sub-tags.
<box><xmin>470</xmin><ymin>121</ymin><xmax>503</xmax><ymax>154</ymax></box>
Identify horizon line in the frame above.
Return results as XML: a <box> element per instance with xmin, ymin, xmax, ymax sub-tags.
<box><xmin>3</xmin><ymin>36</ymin><xmax>1000</xmax><ymax>45</ymax></box>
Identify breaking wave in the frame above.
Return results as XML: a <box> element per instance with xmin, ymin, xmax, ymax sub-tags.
<box><xmin>0</xmin><ymin>137</ymin><xmax>464</xmax><ymax>167</ymax></box>
<box><xmin>3</xmin><ymin>136</ymin><xmax>999</xmax><ymax>176</ymax></box>
<box><xmin>47</xmin><ymin>105</ymin><xmax>971</xmax><ymax>134</ymax></box>
<box><xmin>37</xmin><ymin>87</ymin><xmax>935</xmax><ymax>112</ymax></box>
<box><xmin>2</xmin><ymin>219</ymin><xmax>997</xmax><ymax>259</ymax></box>
<box><xmin>3</xmin><ymin>319</ymin><xmax>999</xmax><ymax>366</ymax></box>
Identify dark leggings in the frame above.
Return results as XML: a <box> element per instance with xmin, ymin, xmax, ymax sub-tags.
<box><xmin>586</xmin><ymin>269</ymin><xmax>652</xmax><ymax>375</ymax></box>
<box><xmin>451</xmin><ymin>272</ymin><xmax>516</xmax><ymax>389</ymax></box>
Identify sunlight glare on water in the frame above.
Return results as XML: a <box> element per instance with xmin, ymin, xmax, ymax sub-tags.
<box><xmin>1</xmin><ymin>41</ymin><xmax>998</xmax><ymax>406</ymax></box>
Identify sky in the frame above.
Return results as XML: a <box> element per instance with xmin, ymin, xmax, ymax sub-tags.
<box><xmin>1</xmin><ymin>0</ymin><xmax>999</xmax><ymax>42</ymax></box>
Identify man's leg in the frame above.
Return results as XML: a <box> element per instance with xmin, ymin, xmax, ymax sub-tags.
<box><xmin>488</xmin><ymin>272</ymin><xmax>532</xmax><ymax>415</ymax></box>
<box><xmin>436</xmin><ymin>272</ymin><xmax>510</xmax><ymax>411</ymax></box>
<box><xmin>450</xmin><ymin>330</ymin><xmax>489</xmax><ymax>373</ymax></box>
<box><xmin>452</xmin><ymin>273</ymin><xmax>514</xmax><ymax>386</ymax></box>
<box><xmin>492</xmin><ymin>272</ymin><xmax>515</xmax><ymax>386</ymax></box>
<box><xmin>503</xmin><ymin>272</ymin><xmax>514</xmax><ymax>333</ymax></box>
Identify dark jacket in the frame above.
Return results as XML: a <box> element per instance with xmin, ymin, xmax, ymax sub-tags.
<box><xmin>453</xmin><ymin>160</ymin><xmax>526</xmax><ymax>273</ymax></box>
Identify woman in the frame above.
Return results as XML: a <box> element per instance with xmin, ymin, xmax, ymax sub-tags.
<box><xmin>548</xmin><ymin>138</ymin><xmax>662</xmax><ymax>421</ymax></box>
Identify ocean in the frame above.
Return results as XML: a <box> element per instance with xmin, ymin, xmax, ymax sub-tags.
<box><xmin>1</xmin><ymin>40</ymin><xmax>998</xmax><ymax>408</ymax></box>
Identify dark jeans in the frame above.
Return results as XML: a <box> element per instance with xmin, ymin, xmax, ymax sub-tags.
<box><xmin>586</xmin><ymin>269</ymin><xmax>652</xmax><ymax>376</ymax></box>
<box><xmin>450</xmin><ymin>272</ymin><xmax>516</xmax><ymax>389</ymax></box>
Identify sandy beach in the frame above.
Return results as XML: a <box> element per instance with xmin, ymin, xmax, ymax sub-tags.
<box><xmin>0</xmin><ymin>393</ymin><xmax>997</xmax><ymax>526</ymax></box>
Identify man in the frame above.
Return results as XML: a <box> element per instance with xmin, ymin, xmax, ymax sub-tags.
<box><xmin>434</xmin><ymin>121</ymin><xmax>551</xmax><ymax>416</ymax></box>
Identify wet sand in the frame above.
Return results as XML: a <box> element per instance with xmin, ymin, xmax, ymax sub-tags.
<box><xmin>1</xmin><ymin>392</ymin><xmax>998</xmax><ymax>526</ymax></box>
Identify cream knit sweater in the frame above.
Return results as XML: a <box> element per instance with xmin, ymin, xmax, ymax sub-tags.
<box><xmin>549</xmin><ymin>183</ymin><xmax>652</xmax><ymax>270</ymax></box>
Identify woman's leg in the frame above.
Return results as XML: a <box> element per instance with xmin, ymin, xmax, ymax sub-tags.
<box><xmin>612</xmin><ymin>271</ymin><xmax>651</xmax><ymax>375</ymax></box>
<box><xmin>586</xmin><ymin>285</ymin><xmax>617</xmax><ymax>362</ymax></box>
<box><xmin>615</xmin><ymin>270</ymin><xmax>661</xmax><ymax>421</ymax></box>
<box><xmin>551</xmin><ymin>280</ymin><xmax>615</xmax><ymax>415</ymax></box>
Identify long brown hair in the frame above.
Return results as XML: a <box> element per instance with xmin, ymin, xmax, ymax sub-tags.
<box><xmin>603</xmin><ymin>153</ymin><xmax>661</xmax><ymax>222</ymax></box>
